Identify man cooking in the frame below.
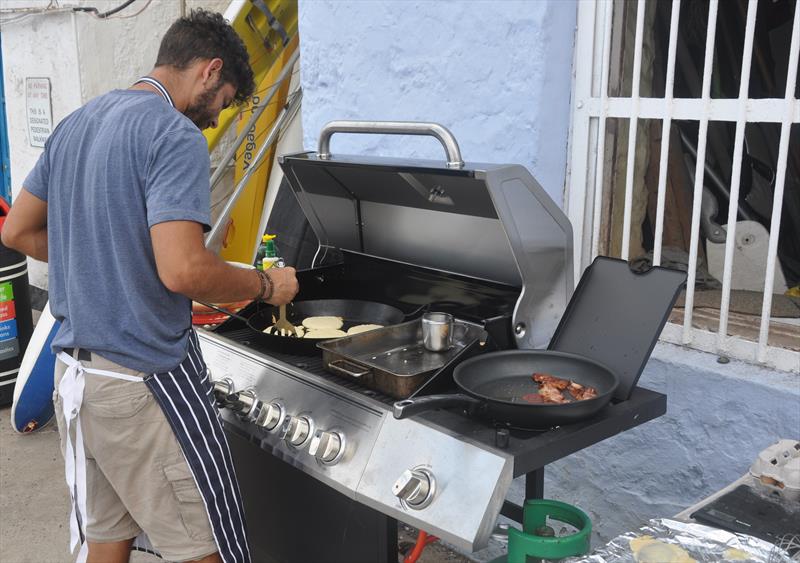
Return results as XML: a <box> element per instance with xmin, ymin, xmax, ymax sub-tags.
<box><xmin>1</xmin><ymin>9</ymin><xmax>298</xmax><ymax>563</ymax></box>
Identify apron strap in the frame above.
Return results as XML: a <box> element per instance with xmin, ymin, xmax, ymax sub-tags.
<box><xmin>56</xmin><ymin>352</ymin><xmax>142</xmax><ymax>562</ymax></box>
<box><xmin>132</xmin><ymin>76</ymin><xmax>175</xmax><ymax>108</ymax></box>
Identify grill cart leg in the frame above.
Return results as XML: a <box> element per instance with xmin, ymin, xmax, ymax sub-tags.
<box><xmin>501</xmin><ymin>467</ymin><xmax>545</xmax><ymax>523</ymax></box>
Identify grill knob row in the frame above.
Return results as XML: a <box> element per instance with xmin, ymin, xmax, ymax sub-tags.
<box><xmin>212</xmin><ymin>380</ymin><xmax>345</xmax><ymax>464</ymax></box>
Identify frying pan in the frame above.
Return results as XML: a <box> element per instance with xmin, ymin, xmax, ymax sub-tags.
<box><xmin>244</xmin><ymin>299</ymin><xmax>406</xmax><ymax>355</ymax></box>
<box><xmin>393</xmin><ymin>350</ymin><xmax>619</xmax><ymax>429</ymax></box>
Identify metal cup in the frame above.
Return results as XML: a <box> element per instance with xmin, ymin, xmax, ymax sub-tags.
<box><xmin>422</xmin><ymin>312</ymin><xmax>455</xmax><ymax>352</ymax></box>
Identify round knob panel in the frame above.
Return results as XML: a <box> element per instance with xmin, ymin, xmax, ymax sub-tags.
<box><xmin>308</xmin><ymin>429</ymin><xmax>346</xmax><ymax>465</ymax></box>
<box><xmin>255</xmin><ymin>401</ymin><xmax>284</xmax><ymax>431</ymax></box>
<box><xmin>392</xmin><ymin>467</ymin><xmax>436</xmax><ymax>509</ymax></box>
<box><xmin>282</xmin><ymin>415</ymin><xmax>313</xmax><ymax>447</ymax></box>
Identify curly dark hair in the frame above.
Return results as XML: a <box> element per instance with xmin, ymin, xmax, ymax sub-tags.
<box><xmin>155</xmin><ymin>9</ymin><xmax>255</xmax><ymax>105</ymax></box>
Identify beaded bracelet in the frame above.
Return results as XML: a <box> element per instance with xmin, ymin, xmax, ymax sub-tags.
<box><xmin>255</xmin><ymin>269</ymin><xmax>274</xmax><ymax>302</ymax></box>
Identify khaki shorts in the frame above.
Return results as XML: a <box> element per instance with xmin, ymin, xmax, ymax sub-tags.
<box><xmin>54</xmin><ymin>350</ymin><xmax>218</xmax><ymax>562</ymax></box>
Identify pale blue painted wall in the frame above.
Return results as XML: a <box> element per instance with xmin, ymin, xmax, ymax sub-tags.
<box><xmin>297</xmin><ymin>0</ymin><xmax>578</xmax><ymax>205</ymax></box>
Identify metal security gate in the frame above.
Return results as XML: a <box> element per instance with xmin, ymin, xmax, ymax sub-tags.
<box><xmin>566</xmin><ymin>0</ymin><xmax>799</xmax><ymax>372</ymax></box>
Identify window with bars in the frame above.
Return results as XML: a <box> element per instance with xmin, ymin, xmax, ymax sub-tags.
<box><xmin>567</xmin><ymin>0</ymin><xmax>799</xmax><ymax>372</ymax></box>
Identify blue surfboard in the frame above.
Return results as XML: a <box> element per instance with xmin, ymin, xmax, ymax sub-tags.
<box><xmin>10</xmin><ymin>301</ymin><xmax>60</xmax><ymax>433</ymax></box>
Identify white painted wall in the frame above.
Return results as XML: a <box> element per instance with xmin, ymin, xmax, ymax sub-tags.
<box><xmin>1</xmin><ymin>0</ymin><xmax>231</xmax><ymax>289</ymax></box>
<box><xmin>2</xmin><ymin>10</ymin><xmax>84</xmax><ymax>289</ymax></box>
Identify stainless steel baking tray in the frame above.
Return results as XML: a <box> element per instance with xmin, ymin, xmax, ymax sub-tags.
<box><xmin>318</xmin><ymin>319</ymin><xmax>484</xmax><ymax>398</ymax></box>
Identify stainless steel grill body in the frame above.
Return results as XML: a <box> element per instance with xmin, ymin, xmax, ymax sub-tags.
<box><xmin>202</xmin><ymin>121</ymin><xmax>577</xmax><ymax>552</ymax></box>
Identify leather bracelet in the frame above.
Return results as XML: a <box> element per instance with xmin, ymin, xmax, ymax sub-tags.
<box><xmin>255</xmin><ymin>269</ymin><xmax>274</xmax><ymax>302</ymax></box>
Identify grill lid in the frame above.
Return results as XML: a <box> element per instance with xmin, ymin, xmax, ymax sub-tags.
<box><xmin>279</xmin><ymin>121</ymin><xmax>573</xmax><ymax>349</ymax></box>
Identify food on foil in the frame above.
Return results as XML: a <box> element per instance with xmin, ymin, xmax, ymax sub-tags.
<box><xmin>723</xmin><ymin>547</ymin><xmax>753</xmax><ymax>560</ymax></box>
<box><xmin>562</xmin><ymin>518</ymin><xmax>794</xmax><ymax>563</ymax></box>
<box><xmin>302</xmin><ymin>316</ymin><xmax>344</xmax><ymax>330</ymax></box>
<box><xmin>629</xmin><ymin>536</ymin><xmax>695</xmax><ymax>563</ymax></box>
<box><xmin>531</xmin><ymin>373</ymin><xmax>598</xmax><ymax>404</ymax></box>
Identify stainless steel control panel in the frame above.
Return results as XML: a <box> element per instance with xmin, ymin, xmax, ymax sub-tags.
<box><xmin>197</xmin><ymin>330</ymin><xmax>513</xmax><ymax>552</ymax></box>
<box><xmin>198</xmin><ymin>332</ymin><xmax>384</xmax><ymax>497</ymax></box>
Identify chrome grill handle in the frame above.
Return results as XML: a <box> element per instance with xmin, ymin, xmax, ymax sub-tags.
<box><xmin>316</xmin><ymin>120</ymin><xmax>465</xmax><ymax>169</ymax></box>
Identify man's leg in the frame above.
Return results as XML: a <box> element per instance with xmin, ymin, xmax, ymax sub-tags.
<box><xmin>87</xmin><ymin>538</ymin><xmax>135</xmax><ymax>563</ymax></box>
<box><xmin>191</xmin><ymin>552</ymin><xmax>222</xmax><ymax>563</ymax></box>
<box><xmin>79</xmin><ymin>355</ymin><xmax>219</xmax><ymax>562</ymax></box>
<box><xmin>86</xmin><ymin>541</ymin><xmax>223</xmax><ymax>563</ymax></box>
<box><xmin>86</xmin><ymin>541</ymin><xmax>222</xmax><ymax>563</ymax></box>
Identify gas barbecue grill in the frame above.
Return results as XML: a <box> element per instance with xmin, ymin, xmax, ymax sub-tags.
<box><xmin>197</xmin><ymin>122</ymin><xmax>671</xmax><ymax>562</ymax></box>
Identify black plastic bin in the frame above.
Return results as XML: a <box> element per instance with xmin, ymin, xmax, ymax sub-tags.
<box><xmin>0</xmin><ymin>197</ymin><xmax>35</xmax><ymax>406</ymax></box>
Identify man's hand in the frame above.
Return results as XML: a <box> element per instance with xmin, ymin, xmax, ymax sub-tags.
<box><xmin>1</xmin><ymin>188</ymin><xmax>48</xmax><ymax>262</ymax></box>
<box><xmin>264</xmin><ymin>267</ymin><xmax>299</xmax><ymax>305</ymax></box>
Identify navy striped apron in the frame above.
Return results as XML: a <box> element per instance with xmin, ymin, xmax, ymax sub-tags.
<box><xmin>58</xmin><ymin>330</ymin><xmax>251</xmax><ymax>563</ymax></box>
<box><xmin>57</xmin><ymin>76</ymin><xmax>251</xmax><ymax>563</ymax></box>
<box><xmin>144</xmin><ymin>330</ymin><xmax>251</xmax><ymax>562</ymax></box>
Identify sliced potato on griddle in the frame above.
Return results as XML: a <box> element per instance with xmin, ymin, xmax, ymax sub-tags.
<box><xmin>303</xmin><ymin>328</ymin><xmax>346</xmax><ymax>339</ymax></box>
<box><xmin>346</xmin><ymin>324</ymin><xmax>383</xmax><ymax>335</ymax></box>
<box><xmin>302</xmin><ymin>316</ymin><xmax>344</xmax><ymax>330</ymax></box>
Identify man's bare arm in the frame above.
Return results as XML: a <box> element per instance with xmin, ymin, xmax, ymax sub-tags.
<box><xmin>150</xmin><ymin>220</ymin><xmax>298</xmax><ymax>304</ymax></box>
<box><xmin>1</xmin><ymin>189</ymin><xmax>48</xmax><ymax>262</ymax></box>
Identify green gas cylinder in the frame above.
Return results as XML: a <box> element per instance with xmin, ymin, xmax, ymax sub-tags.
<box><xmin>489</xmin><ymin>499</ymin><xmax>591</xmax><ymax>563</ymax></box>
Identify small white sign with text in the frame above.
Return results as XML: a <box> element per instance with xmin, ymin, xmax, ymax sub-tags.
<box><xmin>26</xmin><ymin>78</ymin><xmax>53</xmax><ymax>148</ymax></box>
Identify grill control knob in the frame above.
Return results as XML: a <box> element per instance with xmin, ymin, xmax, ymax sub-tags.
<box><xmin>230</xmin><ymin>388</ymin><xmax>258</xmax><ymax>420</ymax></box>
<box><xmin>255</xmin><ymin>401</ymin><xmax>284</xmax><ymax>431</ymax></box>
<box><xmin>308</xmin><ymin>429</ymin><xmax>345</xmax><ymax>464</ymax></box>
<box><xmin>392</xmin><ymin>467</ymin><xmax>436</xmax><ymax>509</ymax></box>
<box><xmin>212</xmin><ymin>378</ymin><xmax>235</xmax><ymax>404</ymax></box>
<box><xmin>282</xmin><ymin>416</ymin><xmax>312</xmax><ymax>447</ymax></box>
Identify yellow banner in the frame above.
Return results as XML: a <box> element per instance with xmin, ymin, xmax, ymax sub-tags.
<box><xmin>204</xmin><ymin>0</ymin><xmax>298</xmax><ymax>152</ymax></box>
<box><xmin>219</xmin><ymin>35</ymin><xmax>298</xmax><ymax>263</ymax></box>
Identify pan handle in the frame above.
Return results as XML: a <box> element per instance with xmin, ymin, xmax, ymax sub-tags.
<box><xmin>327</xmin><ymin>359</ymin><xmax>371</xmax><ymax>379</ymax></box>
<box><xmin>393</xmin><ymin>394</ymin><xmax>482</xmax><ymax>419</ymax></box>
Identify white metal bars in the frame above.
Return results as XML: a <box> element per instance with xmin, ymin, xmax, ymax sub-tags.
<box><xmin>620</xmin><ymin>0</ymin><xmax>647</xmax><ymax>260</ymax></box>
<box><xmin>683</xmin><ymin>0</ymin><xmax>720</xmax><ymax>346</ymax></box>
<box><xmin>590</xmin><ymin>0</ymin><xmax>615</xmax><ymax>263</ymax></box>
<box><xmin>757</xmin><ymin>3</ymin><xmax>800</xmax><ymax>363</ymax></box>
<box><xmin>567</xmin><ymin>0</ymin><xmax>800</xmax><ymax>372</ymax></box>
<box><xmin>715</xmin><ymin>0</ymin><xmax>759</xmax><ymax>352</ymax></box>
<box><xmin>652</xmin><ymin>0</ymin><xmax>682</xmax><ymax>266</ymax></box>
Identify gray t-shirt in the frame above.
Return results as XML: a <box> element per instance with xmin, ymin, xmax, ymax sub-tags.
<box><xmin>24</xmin><ymin>89</ymin><xmax>211</xmax><ymax>373</ymax></box>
